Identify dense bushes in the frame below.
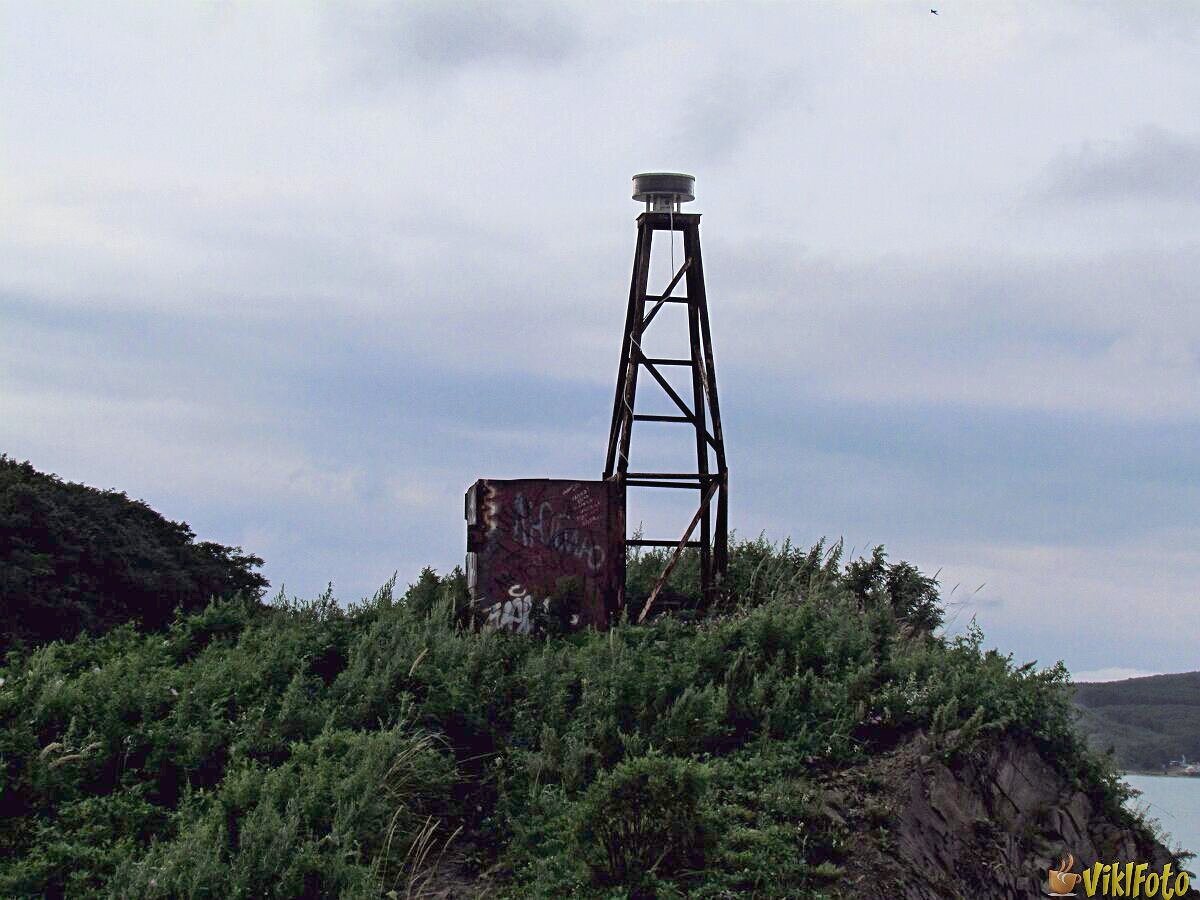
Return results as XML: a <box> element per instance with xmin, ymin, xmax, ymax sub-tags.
<box><xmin>0</xmin><ymin>540</ymin><xmax>1134</xmax><ymax>898</ymax></box>
<box><xmin>0</xmin><ymin>456</ymin><xmax>267</xmax><ymax>652</ymax></box>
<box><xmin>572</xmin><ymin>754</ymin><xmax>711</xmax><ymax>888</ymax></box>
<box><xmin>626</xmin><ymin>535</ymin><xmax>943</xmax><ymax>634</ymax></box>
<box><xmin>113</xmin><ymin>725</ymin><xmax>457</xmax><ymax>898</ymax></box>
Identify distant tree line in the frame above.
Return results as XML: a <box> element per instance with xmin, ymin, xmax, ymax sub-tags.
<box><xmin>0</xmin><ymin>455</ymin><xmax>267</xmax><ymax>654</ymax></box>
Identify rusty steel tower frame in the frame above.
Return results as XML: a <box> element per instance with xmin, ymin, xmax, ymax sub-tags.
<box><xmin>604</xmin><ymin>173</ymin><xmax>728</xmax><ymax>620</ymax></box>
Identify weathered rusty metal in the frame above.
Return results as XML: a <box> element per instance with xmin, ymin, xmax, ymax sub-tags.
<box><xmin>639</xmin><ymin>480</ymin><xmax>719</xmax><ymax>623</ymax></box>
<box><xmin>604</xmin><ymin>181</ymin><xmax>729</xmax><ymax>606</ymax></box>
<box><xmin>465</xmin><ymin>478</ymin><xmax>624</xmax><ymax>633</ymax></box>
<box><xmin>461</xmin><ymin>175</ymin><xmax>726</xmax><ymax>629</ymax></box>
<box><xmin>640</xmin><ymin>258</ymin><xmax>691</xmax><ymax>329</ymax></box>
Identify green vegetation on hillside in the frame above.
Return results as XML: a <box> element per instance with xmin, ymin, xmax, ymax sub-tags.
<box><xmin>0</xmin><ymin>538</ymin><xmax>1140</xmax><ymax>899</ymax></box>
<box><xmin>1073</xmin><ymin>672</ymin><xmax>1200</xmax><ymax>772</ymax></box>
<box><xmin>0</xmin><ymin>455</ymin><xmax>267</xmax><ymax>653</ymax></box>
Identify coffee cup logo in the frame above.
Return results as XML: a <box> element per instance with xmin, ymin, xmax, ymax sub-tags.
<box><xmin>1048</xmin><ymin>853</ymin><xmax>1081</xmax><ymax>896</ymax></box>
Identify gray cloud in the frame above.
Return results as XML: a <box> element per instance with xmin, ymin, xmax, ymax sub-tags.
<box><xmin>5</xmin><ymin>1</ymin><xmax>1200</xmax><ymax>676</ymax></box>
<box><xmin>709</xmin><ymin>235</ymin><xmax>1200</xmax><ymax>423</ymax></box>
<box><xmin>1076</xmin><ymin>0</ymin><xmax>1200</xmax><ymax>42</ymax></box>
<box><xmin>674</xmin><ymin>68</ymin><xmax>802</xmax><ymax>165</ymax></box>
<box><xmin>1040</xmin><ymin>127</ymin><xmax>1200</xmax><ymax>204</ymax></box>
<box><xmin>332</xmin><ymin>1</ymin><xmax>584</xmax><ymax>81</ymax></box>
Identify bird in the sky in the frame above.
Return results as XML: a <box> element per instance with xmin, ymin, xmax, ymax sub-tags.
<box><xmin>931</xmin><ymin>8</ymin><xmax>939</xmax><ymax>13</ymax></box>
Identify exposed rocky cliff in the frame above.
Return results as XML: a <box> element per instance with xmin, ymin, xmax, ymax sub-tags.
<box><xmin>830</xmin><ymin>731</ymin><xmax>1198</xmax><ymax>898</ymax></box>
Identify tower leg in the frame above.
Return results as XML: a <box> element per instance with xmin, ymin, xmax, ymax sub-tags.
<box><xmin>687</xmin><ymin>286</ymin><xmax>713</xmax><ymax>601</ymax></box>
<box><xmin>684</xmin><ymin>222</ymin><xmax>729</xmax><ymax>593</ymax></box>
<box><xmin>606</xmin><ymin>221</ymin><xmax>652</xmax><ymax>479</ymax></box>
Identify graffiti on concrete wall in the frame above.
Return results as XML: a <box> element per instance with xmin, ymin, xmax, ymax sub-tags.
<box><xmin>485</xmin><ymin>584</ymin><xmax>534</xmax><ymax>633</ymax></box>
<box><xmin>511</xmin><ymin>489</ymin><xmax>607</xmax><ymax>571</ymax></box>
<box><xmin>466</xmin><ymin>479</ymin><xmax>624</xmax><ymax>633</ymax></box>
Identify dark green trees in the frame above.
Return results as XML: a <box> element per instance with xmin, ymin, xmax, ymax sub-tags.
<box><xmin>0</xmin><ymin>455</ymin><xmax>267</xmax><ymax>652</ymax></box>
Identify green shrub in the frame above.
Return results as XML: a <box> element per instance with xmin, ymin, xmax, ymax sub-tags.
<box><xmin>111</xmin><ymin>724</ymin><xmax>457</xmax><ymax>899</ymax></box>
<box><xmin>571</xmin><ymin>753</ymin><xmax>711</xmax><ymax>887</ymax></box>
<box><xmin>0</xmin><ymin>537</ymin><xmax>1163</xmax><ymax>899</ymax></box>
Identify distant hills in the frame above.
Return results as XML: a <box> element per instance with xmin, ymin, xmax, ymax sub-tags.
<box><xmin>1072</xmin><ymin>671</ymin><xmax>1200</xmax><ymax>772</ymax></box>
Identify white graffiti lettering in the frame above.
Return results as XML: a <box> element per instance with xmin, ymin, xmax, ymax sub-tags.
<box><xmin>511</xmin><ymin>494</ymin><xmax>607</xmax><ymax>572</ymax></box>
<box><xmin>485</xmin><ymin>584</ymin><xmax>536</xmax><ymax>634</ymax></box>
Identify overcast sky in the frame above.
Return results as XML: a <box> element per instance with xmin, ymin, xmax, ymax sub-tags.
<box><xmin>4</xmin><ymin>1</ymin><xmax>1199</xmax><ymax>681</ymax></box>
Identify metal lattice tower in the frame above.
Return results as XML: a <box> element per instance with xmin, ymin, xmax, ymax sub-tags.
<box><xmin>604</xmin><ymin>172</ymin><xmax>728</xmax><ymax>620</ymax></box>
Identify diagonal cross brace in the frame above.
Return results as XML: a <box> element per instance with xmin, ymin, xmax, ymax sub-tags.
<box><xmin>633</xmin><ymin>348</ymin><xmax>719</xmax><ymax>450</ymax></box>
<box><xmin>638</xmin><ymin>479</ymin><xmax>720</xmax><ymax>624</ymax></box>
<box><xmin>641</xmin><ymin>258</ymin><xmax>692</xmax><ymax>331</ymax></box>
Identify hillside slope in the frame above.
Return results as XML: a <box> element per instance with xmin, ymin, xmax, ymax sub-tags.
<box><xmin>0</xmin><ymin>455</ymin><xmax>266</xmax><ymax>652</ymax></box>
<box><xmin>2</xmin><ymin>542</ymin><xmax>1193</xmax><ymax>898</ymax></box>
<box><xmin>1073</xmin><ymin>672</ymin><xmax>1200</xmax><ymax>771</ymax></box>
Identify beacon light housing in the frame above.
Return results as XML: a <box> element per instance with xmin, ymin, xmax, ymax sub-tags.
<box><xmin>632</xmin><ymin>172</ymin><xmax>695</xmax><ymax>212</ymax></box>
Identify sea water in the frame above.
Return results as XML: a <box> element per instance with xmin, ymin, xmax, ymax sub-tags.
<box><xmin>1123</xmin><ymin>774</ymin><xmax>1200</xmax><ymax>864</ymax></box>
